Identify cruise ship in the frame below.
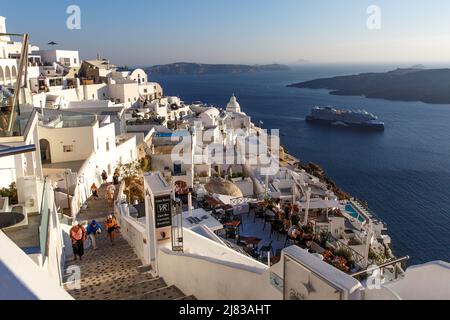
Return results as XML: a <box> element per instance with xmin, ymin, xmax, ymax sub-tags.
<box><xmin>306</xmin><ymin>106</ymin><xmax>385</xmax><ymax>130</ymax></box>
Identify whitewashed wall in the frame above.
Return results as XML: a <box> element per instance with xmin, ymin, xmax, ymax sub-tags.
<box><xmin>157</xmin><ymin>229</ymin><xmax>282</xmax><ymax>300</ymax></box>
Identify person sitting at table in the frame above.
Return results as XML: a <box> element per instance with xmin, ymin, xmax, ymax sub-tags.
<box><xmin>284</xmin><ymin>204</ymin><xmax>292</xmax><ymax>220</ymax></box>
<box><xmin>289</xmin><ymin>225</ymin><xmax>305</xmax><ymax>242</ymax></box>
<box><xmin>274</xmin><ymin>199</ymin><xmax>282</xmax><ymax>213</ymax></box>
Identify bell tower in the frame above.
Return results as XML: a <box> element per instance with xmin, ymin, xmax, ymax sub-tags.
<box><xmin>0</xmin><ymin>16</ymin><xmax>11</xmax><ymax>43</ymax></box>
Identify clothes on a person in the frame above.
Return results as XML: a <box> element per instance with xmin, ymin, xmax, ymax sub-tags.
<box><xmin>288</xmin><ymin>226</ymin><xmax>302</xmax><ymax>240</ymax></box>
<box><xmin>91</xmin><ymin>183</ymin><xmax>99</xmax><ymax>199</ymax></box>
<box><xmin>72</xmin><ymin>240</ymin><xmax>84</xmax><ymax>258</ymax></box>
<box><xmin>86</xmin><ymin>220</ymin><xmax>102</xmax><ymax>235</ymax></box>
<box><xmin>105</xmin><ymin>216</ymin><xmax>119</xmax><ymax>233</ymax></box>
<box><xmin>86</xmin><ymin>220</ymin><xmax>101</xmax><ymax>250</ymax></box>
<box><xmin>106</xmin><ymin>184</ymin><xmax>116</xmax><ymax>202</ymax></box>
<box><xmin>105</xmin><ymin>215</ymin><xmax>119</xmax><ymax>245</ymax></box>
<box><xmin>284</xmin><ymin>205</ymin><xmax>291</xmax><ymax>220</ymax></box>
<box><xmin>101</xmin><ymin>170</ymin><xmax>108</xmax><ymax>183</ymax></box>
<box><xmin>113</xmin><ymin>170</ymin><xmax>120</xmax><ymax>185</ymax></box>
<box><xmin>70</xmin><ymin>223</ymin><xmax>86</xmax><ymax>259</ymax></box>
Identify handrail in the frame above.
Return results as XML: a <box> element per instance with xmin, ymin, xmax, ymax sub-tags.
<box><xmin>351</xmin><ymin>256</ymin><xmax>409</xmax><ymax>278</ymax></box>
<box><xmin>38</xmin><ymin>178</ymin><xmax>50</xmax><ymax>263</ymax></box>
<box><xmin>327</xmin><ymin>234</ymin><xmax>368</xmax><ymax>268</ymax></box>
<box><xmin>7</xmin><ymin>33</ymin><xmax>29</xmax><ymax>135</ymax></box>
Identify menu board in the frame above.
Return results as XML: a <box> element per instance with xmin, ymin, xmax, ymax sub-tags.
<box><xmin>154</xmin><ymin>195</ymin><xmax>172</xmax><ymax>229</ymax></box>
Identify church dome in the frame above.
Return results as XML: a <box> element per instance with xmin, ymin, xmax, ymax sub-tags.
<box><xmin>205</xmin><ymin>177</ymin><xmax>243</xmax><ymax>198</ymax></box>
<box><xmin>226</xmin><ymin>94</ymin><xmax>241</xmax><ymax>113</ymax></box>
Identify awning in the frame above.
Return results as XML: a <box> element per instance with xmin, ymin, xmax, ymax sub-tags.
<box><xmin>299</xmin><ymin>198</ymin><xmax>340</xmax><ymax>210</ymax></box>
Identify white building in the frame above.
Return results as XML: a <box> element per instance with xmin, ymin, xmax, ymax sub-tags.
<box><xmin>0</xmin><ymin>16</ymin><xmax>18</xmax><ymax>87</ymax></box>
<box><xmin>36</xmin><ymin>49</ymin><xmax>80</xmax><ymax>68</ymax></box>
<box><xmin>38</xmin><ymin>110</ymin><xmax>137</xmax><ymax>216</ymax></box>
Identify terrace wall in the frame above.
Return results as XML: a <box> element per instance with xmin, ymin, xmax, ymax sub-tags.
<box><xmin>157</xmin><ymin>229</ymin><xmax>282</xmax><ymax>300</ymax></box>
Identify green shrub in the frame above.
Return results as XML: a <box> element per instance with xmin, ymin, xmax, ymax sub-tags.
<box><xmin>0</xmin><ymin>182</ymin><xmax>18</xmax><ymax>205</ymax></box>
<box><xmin>291</xmin><ymin>214</ymin><xmax>300</xmax><ymax>227</ymax></box>
<box><xmin>335</xmin><ymin>247</ymin><xmax>353</xmax><ymax>264</ymax></box>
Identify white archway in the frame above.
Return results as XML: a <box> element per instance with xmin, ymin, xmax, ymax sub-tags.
<box><xmin>4</xmin><ymin>65</ymin><xmax>11</xmax><ymax>86</ymax></box>
<box><xmin>0</xmin><ymin>66</ymin><xmax>4</xmax><ymax>85</ymax></box>
<box><xmin>11</xmin><ymin>65</ymin><xmax>17</xmax><ymax>83</ymax></box>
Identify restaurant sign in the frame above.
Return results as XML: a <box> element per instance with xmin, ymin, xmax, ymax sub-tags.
<box><xmin>154</xmin><ymin>195</ymin><xmax>172</xmax><ymax>229</ymax></box>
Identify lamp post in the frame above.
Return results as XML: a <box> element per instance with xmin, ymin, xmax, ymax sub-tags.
<box><xmin>304</xmin><ymin>187</ymin><xmax>311</xmax><ymax>226</ymax></box>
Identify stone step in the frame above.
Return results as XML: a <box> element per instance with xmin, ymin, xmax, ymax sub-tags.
<box><xmin>132</xmin><ymin>285</ymin><xmax>186</xmax><ymax>300</ymax></box>
<box><xmin>177</xmin><ymin>295</ymin><xmax>197</xmax><ymax>300</ymax></box>
<box><xmin>118</xmin><ymin>278</ymin><xmax>168</xmax><ymax>300</ymax></box>
<box><xmin>66</xmin><ymin>272</ymin><xmax>158</xmax><ymax>300</ymax></box>
<box><xmin>64</xmin><ymin>257</ymin><xmax>154</xmax><ymax>282</ymax></box>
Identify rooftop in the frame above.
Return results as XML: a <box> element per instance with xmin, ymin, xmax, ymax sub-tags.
<box><xmin>43</xmin><ymin>160</ymin><xmax>85</xmax><ymax>173</ymax></box>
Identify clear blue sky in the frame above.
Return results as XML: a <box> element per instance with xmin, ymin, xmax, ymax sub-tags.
<box><xmin>2</xmin><ymin>0</ymin><xmax>450</xmax><ymax>66</ymax></box>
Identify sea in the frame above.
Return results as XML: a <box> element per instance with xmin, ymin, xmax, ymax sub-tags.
<box><xmin>151</xmin><ymin>64</ymin><xmax>450</xmax><ymax>265</ymax></box>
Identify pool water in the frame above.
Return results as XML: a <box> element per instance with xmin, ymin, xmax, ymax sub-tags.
<box><xmin>345</xmin><ymin>204</ymin><xmax>366</xmax><ymax>223</ymax></box>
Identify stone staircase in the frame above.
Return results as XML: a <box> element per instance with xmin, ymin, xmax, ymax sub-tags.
<box><xmin>64</xmin><ymin>233</ymin><xmax>194</xmax><ymax>300</ymax></box>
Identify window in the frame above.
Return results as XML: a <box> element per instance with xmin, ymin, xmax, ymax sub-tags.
<box><xmin>144</xmin><ymin>89</ymin><xmax>148</xmax><ymax>93</ymax></box>
<box><xmin>103</xmin><ymin>93</ymin><xmax>106</xmax><ymax>97</ymax></box>
<box><xmin>63</xmin><ymin>145</ymin><xmax>74</xmax><ymax>153</ymax></box>
<box><xmin>134</xmin><ymin>97</ymin><xmax>137</xmax><ymax>101</ymax></box>
<box><xmin>128</xmin><ymin>98</ymin><xmax>131</xmax><ymax>102</ymax></box>
<box><xmin>106</xmin><ymin>140</ymin><xmax>110</xmax><ymax>151</ymax></box>
<box><xmin>74</xmin><ymin>58</ymin><xmax>77</xmax><ymax>64</ymax></box>
<box><xmin>92</xmin><ymin>94</ymin><xmax>95</xmax><ymax>99</ymax></box>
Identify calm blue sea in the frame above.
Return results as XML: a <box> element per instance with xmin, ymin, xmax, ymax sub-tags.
<box><xmin>151</xmin><ymin>65</ymin><xmax>450</xmax><ymax>265</ymax></box>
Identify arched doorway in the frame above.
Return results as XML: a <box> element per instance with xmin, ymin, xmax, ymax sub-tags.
<box><xmin>11</xmin><ymin>66</ymin><xmax>17</xmax><ymax>83</ymax></box>
<box><xmin>4</xmin><ymin>66</ymin><xmax>11</xmax><ymax>86</ymax></box>
<box><xmin>0</xmin><ymin>66</ymin><xmax>4</xmax><ymax>85</ymax></box>
<box><xmin>39</xmin><ymin>139</ymin><xmax>51</xmax><ymax>164</ymax></box>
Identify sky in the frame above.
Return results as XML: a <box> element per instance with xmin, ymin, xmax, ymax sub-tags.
<box><xmin>2</xmin><ymin>0</ymin><xmax>450</xmax><ymax>66</ymax></box>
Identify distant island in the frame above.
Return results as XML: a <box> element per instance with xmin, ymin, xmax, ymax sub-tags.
<box><xmin>146</xmin><ymin>62</ymin><xmax>290</xmax><ymax>75</ymax></box>
<box><xmin>288</xmin><ymin>67</ymin><xmax>450</xmax><ymax>104</ymax></box>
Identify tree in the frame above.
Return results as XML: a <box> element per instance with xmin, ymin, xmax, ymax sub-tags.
<box><xmin>116</xmin><ymin>161</ymin><xmax>144</xmax><ymax>204</ymax></box>
<box><xmin>0</xmin><ymin>182</ymin><xmax>18</xmax><ymax>205</ymax></box>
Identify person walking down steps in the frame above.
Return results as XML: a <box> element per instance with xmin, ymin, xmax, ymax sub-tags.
<box><xmin>86</xmin><ymin>220</ymin><xmax>102</xmax><ymax>250</ymax></box>
<box><xmin>101</xmin><ymin>170</ymin><xmax>108</xmax><ymax>185</ymax></box>
<box><xmin>90</xmin><ymin>183</ymin><xmax>99</xmax><ymax>200</ymax></box>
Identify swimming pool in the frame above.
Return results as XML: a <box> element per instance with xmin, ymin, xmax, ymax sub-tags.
<box><xmin>345</xmin><ymin>204</ymin><xmax>366</xmax><ymax>223</ymax></box>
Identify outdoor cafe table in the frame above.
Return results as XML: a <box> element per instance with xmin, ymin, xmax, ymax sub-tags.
<box><xmin>224</xmin><ymin>220</ymin><xmax>241</xmax><ymax>229</ymax></box>
<box><xmin>241</xmin><ymin>236</ymin><xmax>262</xmax><ymax>248</ymax></box>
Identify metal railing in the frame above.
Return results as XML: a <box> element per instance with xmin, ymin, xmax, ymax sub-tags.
<box><xmin>38</xmin><ymin>178</ymin><xmax>50</xmax><ymax>263</ymax></box>
<box><xmin>327</xmin><ymin>234</ymin><xmax>369</xmax><ymax>270</ymax></box>
<box><xmin>229</xmin><ymin>192</ymin><xmax>267</xmax><ymax>206</ymax></box>
<box><xmin>351</xmin><ymin>256</ymin><xmax>409</xmax><ymax>281</ymax></box>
